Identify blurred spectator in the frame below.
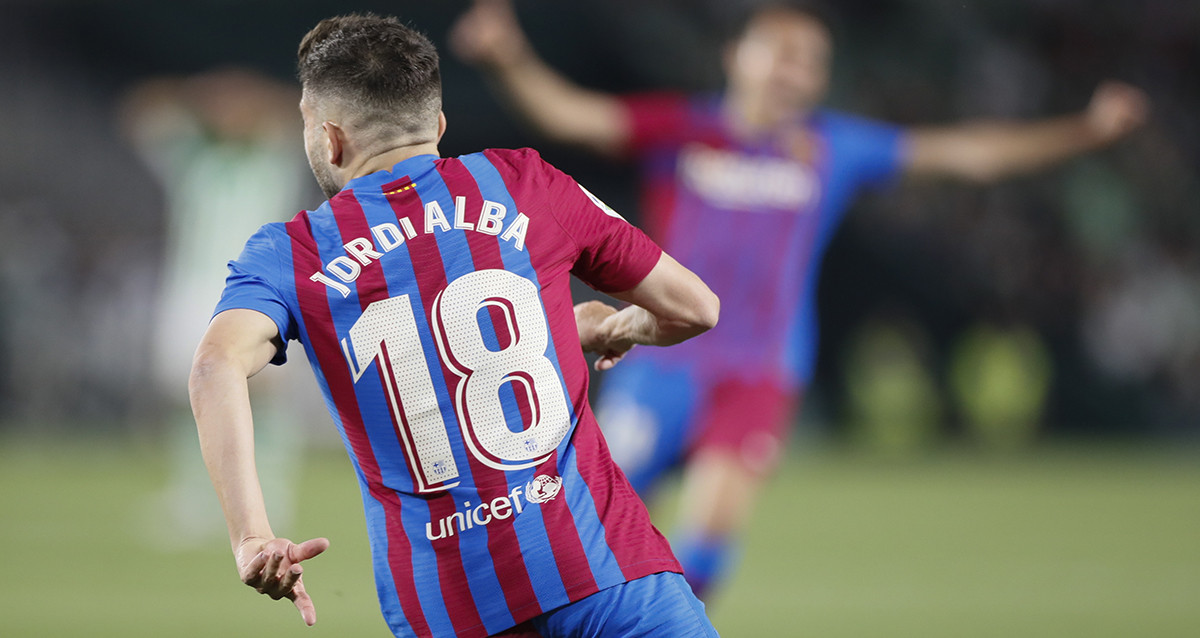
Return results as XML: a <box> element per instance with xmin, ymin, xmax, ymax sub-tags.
<box><xmin>950</xmin><ymin>322</ymin><xmax>1052</xmax><ymax>450</ymax></box>
<box><xmin>120</xmin><ymin>69</ymin><xmax>319</xmax><ymax>546</ymax></box>
<box><xmin>843</xmin><ymin>314</ymin><xmax>943</xmax><ymax>455</ymax></box>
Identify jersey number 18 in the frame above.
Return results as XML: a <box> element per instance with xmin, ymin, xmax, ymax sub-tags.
<box><xmin>341</xmin><ymin>269</ymin><xmax>571</xmax><ymax>492</ymax></box>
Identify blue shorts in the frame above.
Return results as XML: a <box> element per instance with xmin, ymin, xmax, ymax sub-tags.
<box><xmin>493</xmin><ymin>571</ymin><xmax>718</xmax><ymax>637</ymax></box>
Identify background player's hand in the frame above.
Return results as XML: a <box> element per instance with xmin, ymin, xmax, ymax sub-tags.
<box><xmin>1085</xmin><ymin>81</ymin><xmax>1149</xmax><ymax>144</ymax></box>
<box><xmin>449</xmin><ymin>0</ymin><xmax>530</xmax><ymax>71</ymax></box>
<box><xmin>574</xmin><ymin>300</ymin><xmax>634</xmax><ymax>371</ymax></box>
<box><xmin>235</xmin><ymin>536</ymin><xmax>331</xmax><ymax>626</ymax></box>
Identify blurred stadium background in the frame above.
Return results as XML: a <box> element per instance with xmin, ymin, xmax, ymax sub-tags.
<box><xmin>0</xmin><ymin>0</ymin><xmax>1197</xmax><ymax>635</ymax></box>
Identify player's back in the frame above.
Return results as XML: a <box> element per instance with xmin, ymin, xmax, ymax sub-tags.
<box><xmin>293</xmin><ymin>149</ymin><xmax>586</xmax><ymax>497</ymax></box>
<box><xmin>249</xmin><ymin>148</ymin><xmax>678</xmax><ymax>637</ymax></box>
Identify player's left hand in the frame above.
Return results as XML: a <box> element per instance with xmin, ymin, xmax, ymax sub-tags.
<box><xmin>574</xmin><ymin>300</ymin><xmax>633</xmax><ymax>371</ymax></box>
<box><xmin>1086</xmin><ymin>81</ymin><xmax>1149</xmax><ymax>143</ymax></box>
<box><xmin>235</xmin><ymin>535</ymin><xmax>331</xmax><ymax>626</ymax></box>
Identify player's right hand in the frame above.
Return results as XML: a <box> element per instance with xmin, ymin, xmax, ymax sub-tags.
<box><xmin>235</xmin><ymin>536</ymin><xmax>331</xmax><ymax>626</ymax></box>
<box><xmin>574</xmin><ymin>300</ymin><xmax>635</xmax><ymax>371</ymax></box>
<box><xmin>1085</xmin><ymin>81</ymin><xmax>1149</xmax><ymax>143</ymax></box>
<box><xmin>449</xmin><ymin>0</ymin><xmax>530</xmax><ymax>70</ymax></box>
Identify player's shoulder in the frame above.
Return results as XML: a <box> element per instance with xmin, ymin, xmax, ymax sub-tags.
<box><xmin>474</xmin><ymin>147</ymin><xmax>548</xmax><ymax>173</ymax></box>
<box><xmin>468</xmin><ymin>147</ymin><xmax>568</xmax><ymax>190</ymax></box>
<box><xmin>246</xmin><ymin>220</ymin><xmax>291</xmax><ymax>245</ymax></box>
<box><xmin>621</xmin><ymin>90</ymin><xmax>711</xmax><ymax>112</ymax></box>
<box><xmin>233</xmin><ymin>220</ymin><xmax>290</xmax><ymax>261</ymax></box>
<box><xmin>812</xmin><ymin>108</ymin><xmax>902</xmax><ymax>137</ymax></box>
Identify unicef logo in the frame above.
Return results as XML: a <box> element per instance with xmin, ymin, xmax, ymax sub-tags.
<box><xmin>525</xmin><ymin>474</ymin><xmax>563</xmax><ymax>504</ymax></box>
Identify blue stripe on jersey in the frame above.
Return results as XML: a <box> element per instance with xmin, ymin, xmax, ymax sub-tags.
<box><xmin>462</xmin><ymin>153</ymin><xmax>625</xmax><ymax>591</ymax></box>
<box><xmin>390</xmin><ymin>176</ymin><xmax>515</xmax><ymax>633</ymax></box>
<box><xmin>306</xmin><ymin>199</ymin><xmax>456</xmax><ymax>635</ymax></box>
<box><xmin>555</xmin><ymin>442</ymin><xmax>626</xmax><ymax>585</ymax></box>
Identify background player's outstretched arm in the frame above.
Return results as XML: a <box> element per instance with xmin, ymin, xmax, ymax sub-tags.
<box><xmin>576</xmin><ymin>253</ymin><xmax>719</xmax><ymax>370</ymax></box>
<box><xmin>904</xmin><ymin>81</ymin><xmax>1149</xmax><ymax>183</ymax></box>
<box><xmin>189</xmin><ymin>309</ymin><xmax>329</xmax><ymax>626</ymax></box>
<box><xmin>450</xmin><ymin>0</ymin><xmax>629</xmax><ymax>156</ymax></box>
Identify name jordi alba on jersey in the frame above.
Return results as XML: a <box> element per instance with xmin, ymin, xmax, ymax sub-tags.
<box><xmin>308</xmin><ymin>195</ymin><xmax>531</xmax><ymax>297</ymax></box>
<box><xmin>678</xmin><ymin>143</ymin><xmax>821</xmax><ymax>212</ymax></box>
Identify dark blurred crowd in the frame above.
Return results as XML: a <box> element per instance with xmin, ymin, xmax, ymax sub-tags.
<box><xmin>0</xmin><ymin>0</ymin><xmax>1195</xmax><ymax>443</ymax></box>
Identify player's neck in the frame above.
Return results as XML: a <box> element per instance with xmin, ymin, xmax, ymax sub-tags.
<box><xmin>723</xmin><ymin>94</ymin><xmax>811</xmax><ymax>139</ymax></box>
<box><xmin>349</xmin><ymin>141</ymin><xmax>441</xmax><ymax>181</ymax></box>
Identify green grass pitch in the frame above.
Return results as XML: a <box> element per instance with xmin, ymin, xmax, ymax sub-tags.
<box><xmin>1</xmin><ymin>436</ymin><xmax>1197</xmax><ymax>636</ymax></box>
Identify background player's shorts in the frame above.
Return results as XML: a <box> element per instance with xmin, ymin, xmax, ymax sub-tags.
<box><xmin>596</xmin><ymin>353</ymin><xmax>797</xmax><ymax>495</ymax></box>
<box><xmin>495</xmin><ymin>571</ymin><xmax>718</xmax><ymax>637</ymax></box>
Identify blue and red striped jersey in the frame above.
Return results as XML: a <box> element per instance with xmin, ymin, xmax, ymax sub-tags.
<box><xmin>618</xmin><ymin>93</ymin><xmax>906</xmax><ymax>387</ymax></box>
<box><xmin>214</xmin><ymin>148</ymin><xmax>677</xmax><ymax>637</ymax></box>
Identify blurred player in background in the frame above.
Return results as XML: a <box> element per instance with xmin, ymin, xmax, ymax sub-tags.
<box><xmin>191</xmin><ymin>14</ymin><xmax>721</xmax><ymax>636</ymax></box>
<box><xmin>122</xmin><ymin>69</ymin><xmax>316</xmax><ymax>546</ymax></box>
<box><xmin>452</xmin><ymin>0</ymin><xmax>1149</xmax><ymax>598</ymax></box>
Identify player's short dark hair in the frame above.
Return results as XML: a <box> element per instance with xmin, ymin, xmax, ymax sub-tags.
<box><xmin>728</xmin><ymin>1</ymin><xmax>835</xmax><ymax>42</ymax></box>
<box><xmin>298</xmin><ymin>14</ymin><xmax>441</xmax><ymax>141</ymax></box>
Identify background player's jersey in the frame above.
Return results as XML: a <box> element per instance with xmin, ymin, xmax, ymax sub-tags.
<box><xmin>621</xmin><ymin>93</ymin><xmax>906</xmax><ymax>386</ymax></box>
<box><xmin>214</xmin><ymin>149</ymin><xmax>677</xmax><ymax>638</ymax></box>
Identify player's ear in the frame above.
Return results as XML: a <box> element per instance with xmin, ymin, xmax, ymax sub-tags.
<box><xmin>436</xmin><ymin>111</ymin><xmax>447</xmax><ymax>144</ymax></box>
<box><xmin>322</xmin><ymin>120</ymin><xmax>346</xmax><ymax>167</ymax></box>
<box><xmin>721</xmin><ymin>40</ymin><xmax>740</xmax><ymax>79</ymax></box>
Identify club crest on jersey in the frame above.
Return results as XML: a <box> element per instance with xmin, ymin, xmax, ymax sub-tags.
<box><xmin>525</xmin><ymin>474</ymin><xmax>563</xmax><ymax>504</ymax></box>
<box><xmin>579</xmin><ymin>185</ymin><xmax>627</xmax><ymax>221</ymax></box>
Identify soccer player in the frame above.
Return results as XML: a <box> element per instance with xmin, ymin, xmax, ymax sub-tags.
<box><xmin>189</xmin><ymin>13</ymin><xmax>721</xmax><ymax>638</ymax></box>
<box><xmin>451</xmin><ymin>0</ymin><xmax>1149</xmax><ymax>597</ymax></box>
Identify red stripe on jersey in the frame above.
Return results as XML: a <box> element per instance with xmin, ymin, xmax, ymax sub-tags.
<box><xmin>381</xmin><ymin>182</ymin><xmax>486</xmax><ymax>636</ymax></box>
<box><xmin>434</xmin><ymin>158</ymin><xmax>543</xmax><ymax>618</ymax></box>
<box><xmin>481</xmin><ymin>151</ymin><xmax>602</xmax><ymax>597</ymax></box>
<box><xmin>285</xmin><ymin>209</ymin><xmax>433</xmax><ymax>637</ymax></box>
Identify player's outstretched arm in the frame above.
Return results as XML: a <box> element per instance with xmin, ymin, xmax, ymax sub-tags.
<box><xmin>450</xmin><ymin>0</ymin><xmax>630</xmax><ymax>156</ymax></box>
<box><xmin>904</xmin><ymin>81</ymin><xmax>1149</xmax><ymax>183</ymax></box>
<box><xmin>576</xmin><ymin>253</ymin><xmax>719</xmax><ymax>370</ymax></box>
<box><xmin>189</xmin><ymin>309</ymin><xmax>330</xmax><ymax>626</ymax></box>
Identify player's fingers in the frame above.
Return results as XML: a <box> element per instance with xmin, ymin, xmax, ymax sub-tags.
<box><xmin>276</xmin><ymin>563</ymin><xmax>303</xmax><ymax>596</ymax></box>
<box><xmin>595</xmin><ymin>351</ymin><xmax>626</xmax><ymax>371</ymax></box>
<box><xmin>262</xmin><ymin>551</ymin><xmax>285</xmax><ymax>584</ymax></box>
<box><xmin>291</xmin><ymin>537</ymin><xmax>331</xmax><ymax>562</ymax></box>
<box><xmin>240</xmin><ymin>551</ymin><xmax>268</xmax><ymax>585</ymax></box>
<box><xmin>290</xmin><ymin>580</ymin><xmax>318</xmax><ymax>626</ymax></box>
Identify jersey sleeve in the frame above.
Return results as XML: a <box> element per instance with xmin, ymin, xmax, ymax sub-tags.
<box><xmin>822</xmin><ymin>111</ymin><xmax>908</xmax><ymax>189</ymax></box>
<box><xmin>532</xmin><ymin>154</ymin><xmax>663</xmax><ymax>292</ymax></box>
<box><xmin>565</xmin><ymin>183</ymin><xmax>663</xmax><ymax>292</ymax></box>
<box><xmin>213</xmin><ymin>223</ymin><xmax>295</xmax><ymax>365</ymax></box>
<box><xmin>618</xmin><ymin>92</ymin><xmax>695</xmax><ymax>155</ymax></box>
